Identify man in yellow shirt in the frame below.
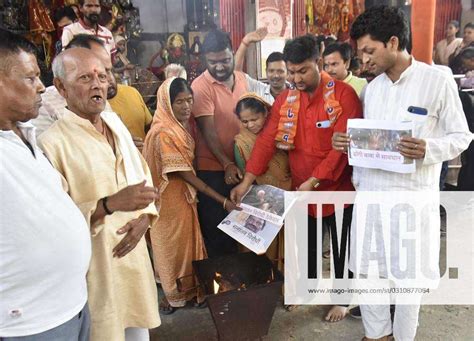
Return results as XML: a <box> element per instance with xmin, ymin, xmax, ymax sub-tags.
<box><xmin>323</xmin><ymin>42</ymin><xmax>368</xmax><ymax>96</ymax></box>
<box><xmin>108</xmin><ymin>83</ymin><xmax>153</xmax><ymax>141</ymax></box>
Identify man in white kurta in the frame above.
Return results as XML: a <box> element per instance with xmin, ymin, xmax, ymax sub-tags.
<box><xmin>334</xmin><ymin>6</ymin><xmax>472</xmax><ymax>341</ymax></box>
<box><xmin>38</xmin><ymin>48</ymin><xmax>160</xmax><ymax>341</ymax></box>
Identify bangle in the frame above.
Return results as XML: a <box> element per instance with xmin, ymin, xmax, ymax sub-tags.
<box><xmin>102</xmin><ymin>197</ymin><xmax>113</xmax><ymax>215</ymax></box>
<box><xmin>223</xmin><ymin>198</ymin><xmax>228</xmax><ymax>209</ymax></box>
<box><xmin>223</xmin><ymin>162</ymin><xmax>235</xmax><ymax>170</ymax></box>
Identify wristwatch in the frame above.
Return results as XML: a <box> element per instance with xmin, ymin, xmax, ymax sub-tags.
<box><xmin>309</xmin><ymin>177</ymin><xmax>320</xmax><ymax>189</ymax></box>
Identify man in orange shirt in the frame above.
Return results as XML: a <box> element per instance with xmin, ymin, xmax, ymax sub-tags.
<box><xmin>191</xmin><ymin>29</ymin><xmax>265</xmax><ymax>257</ymax></box>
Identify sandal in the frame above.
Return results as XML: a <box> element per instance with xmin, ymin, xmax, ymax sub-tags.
<box><xmin>284</xmin><ymin>304</ymin><xmax>298</xmax><ymax>312</ymax></box>
<box><xmin>159</xmin><ymin>297</ymin><xmax>177</xmax><ymax>315</ymax></box>
<box><xmin>193</xmin><ymin>298</ymin><xmax>208</xmax><ymax>309</ymax></box>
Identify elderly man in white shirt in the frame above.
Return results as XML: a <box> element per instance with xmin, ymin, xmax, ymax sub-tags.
<box><xmin>0</xmin><ymin>29</ymin><xmax>91</xmax><ymax>340</ymax></box>
<box><xmin>333</xmin><ymin>6</ymin><xmax>472</xmax><ymax>341</ymax></box>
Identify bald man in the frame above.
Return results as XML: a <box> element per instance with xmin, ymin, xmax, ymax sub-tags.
<box><xmin>32</xmin><ymin>34</ymin><xmax>151</xmax><ymax>149</ymax></box>
<box><xmin>38</xmin><ymin>48</ymin><xmax>161</xmax><ymax>341</ymax></box>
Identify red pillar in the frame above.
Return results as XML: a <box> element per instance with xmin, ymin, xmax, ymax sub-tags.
<box><xmin>219</xmin><ymin>0</ymin><xmax>246</xmax><ymax>51</ymax></box>
<box><xmin>411</xmin><ymin>0</ymin><xmax>436</xmax><ymax>63</ymax></box>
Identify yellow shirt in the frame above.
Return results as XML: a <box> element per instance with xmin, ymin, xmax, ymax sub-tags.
<box><xmin>38</xmin><ymin>109</ymin><xmax>160</xmax><ymax>341</ymax></box>
<box><xmin>108</xmin><ymin>84</ymin><xmax>153</xmax><ymax>139</ymax></box>
<box><xmin>344</xmin><ymin>71</ymin><xmax>368</xmax><ymax>97</ymax></box>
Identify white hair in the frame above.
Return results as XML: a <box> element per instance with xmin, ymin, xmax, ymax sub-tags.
<box><xmin>52</xmin><ymin>53</ymin><xmax>66</xmax><ymax>80</ymax></box>
<box><xmin>164</xmin><ymin>63</ymin><xmax>187</xmax><ymax>80</ymax></box>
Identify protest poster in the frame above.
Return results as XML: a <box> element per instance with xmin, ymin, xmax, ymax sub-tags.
<box><xmin>218</xmin><ymin>210</ymin><xmax>280</xmax><ymax>254</ymax></box>
<box><xmin>347</xmin><ymin>119</ymin><xmax>416</xmax><ymax>173</ymax></box>
<box><xmin>218</xmin><ymin>184</ymin><xmax>294</xmax><ymax>254</ymax></box>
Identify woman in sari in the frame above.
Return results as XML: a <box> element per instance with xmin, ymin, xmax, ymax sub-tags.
<box><xmin>233</xmin><ymin>93</ymin><xmax>291</xmax><ymax>275</ymax></box>
<box><xmin>434</xmin><ymin>20</ymin><xmax>462</xmax><ymax>66</ymax></box>
<box><xmin>143</xmin><ymin>77</ymin><xmax>238</xmax><ymax>314</ymax></box>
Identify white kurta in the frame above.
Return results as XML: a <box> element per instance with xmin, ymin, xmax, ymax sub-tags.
<box><xmin>349</xmin><ymin>59</ymin><xmax>472</xmax><ymax>281</ymax></box>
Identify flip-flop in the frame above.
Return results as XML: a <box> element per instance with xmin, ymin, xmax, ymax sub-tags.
<box><xmin>159</xmin><ymin>299</ymin><xmax>177</xmax><ymax>315</ymax></box>
<box><xmin>193</xmin><ymin>298</ymin><xmax>208</xmax><ymax>309</ymax></box>
<box><xmin>284</xmin><ymin>304</ymin><xmax>298</xmax><ymax>312</ymax></box>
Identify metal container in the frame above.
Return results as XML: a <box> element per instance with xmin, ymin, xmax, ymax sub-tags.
<box><xmin>192</xmin><ymin>252</ymin><xmax>283</xmax><ymax>341</ymax></box>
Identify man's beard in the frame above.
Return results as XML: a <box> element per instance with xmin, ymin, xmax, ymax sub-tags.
<box><xmin>359</xmin><ymin>71</ymin><xmax>376</xmax><ymax>82</ymax></box>
<box><xmin>209</xmin><ymin>68</ymin><xmax>233</xmax><ymax>82</ymax></box>
<box><xmin>86</xmin><ymin>13</ymin><xmax>100</xmax><ymax>24</ymax></box>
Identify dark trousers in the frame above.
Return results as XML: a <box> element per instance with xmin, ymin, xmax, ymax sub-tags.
<box><xmin>197</xmin><ymin>170</ymin><xmax>238</xmax><ymax>258</ymax></box>
<box><xmin>308</xmin><ymin>205</ymin><xmax>353</xmax><ymax>307</ymax></box>
<box><xmin>308</xmin><ymin>205</ymin><xmax>353</xmax><ymax>279</ymax></box>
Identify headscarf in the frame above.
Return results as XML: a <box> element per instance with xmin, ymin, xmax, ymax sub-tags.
<box><xmin>234</xmin><ymin>93</ymin><xmax>292</xmax><ymax>190</ymax></box>
<box><xmin>237</xmin><ymin>92</ymin><xmax>272</xmax><ymax>111</ymax></box>
<box><xmin>143</xmin><ymin>77</ymin><xmax>196</xmax><ymax>214</ymax></box>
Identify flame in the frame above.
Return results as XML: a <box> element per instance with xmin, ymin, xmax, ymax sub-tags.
<box><xmin>267</xmin><ymin>269</ymin><xmax>275</xmax><ymax>284</ymax></box>
<box><xmin>213</xmin><ymin>272</ymin><xmax>222</xmax><ymax>294</ymax></box>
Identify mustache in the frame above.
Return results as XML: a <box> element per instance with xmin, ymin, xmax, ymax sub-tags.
<box><xmin>87</xmin><ymin>13</ymin><xmax>100</xmax><ymax>21</ymax></box>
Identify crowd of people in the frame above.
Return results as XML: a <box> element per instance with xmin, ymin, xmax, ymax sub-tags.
<box><xmin>1</xmin><ymin>2</ymin><xmax>473</xmax><ymax>341</ymax></box>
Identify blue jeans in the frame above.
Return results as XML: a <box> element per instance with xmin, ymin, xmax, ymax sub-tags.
<box><xmin>1</xmin><ymin>303</ymin><xmax>90</xmax><ymax>341</ymax></box>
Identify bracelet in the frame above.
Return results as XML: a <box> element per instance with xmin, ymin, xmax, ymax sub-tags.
<box><xmin>223</xmin><ymin>198</ymin><xmax>228</xmax><ymax>209</ymax></box>
<box><xmin>223</xmin><ymin>162</ymin><xmax>235</xmax><ymax>170</ymax></box>
<box><xmin>309</xmin><ymin>177</ymin><xmax>320</xmax><ymax>189</ymax></box>
<box><xmin>102</xmin><ymin>197</ymin><xmax>113</xmax><ymax>215</ymax></box>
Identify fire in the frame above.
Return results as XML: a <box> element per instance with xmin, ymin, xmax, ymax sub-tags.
<box><xmin>212</xmin><ymin>271</ymin><xmax>250</xmax><ymax>293</ymax></box>
<box><xmin>213</xmin><ymin>272</ymin><xmax>222</xmax><ymax>294</ymax></box>
<box><xmin>266</xmin><ymin>269</ymin><xmax>275</xmax><ymax>284</ymax></box>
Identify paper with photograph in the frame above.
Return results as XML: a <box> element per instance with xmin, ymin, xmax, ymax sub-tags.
<box><xmin>218</xmin><ymin>184</ymin><xmax>295</xmax><ymax>254</ymax></box>
<box><xmin>239</xmin><ymin>184</ymin><xmax>289</xmax><ymax>225</ymax></box>
<box><xmin>218</xmin><ymin>210</ymin><xmax>281</xmax><ymax>254</ymax></box>
<box><xmin>347</xmin><ymin>119</ymin><xmax>415</xmax><ymax>173</ymax></box>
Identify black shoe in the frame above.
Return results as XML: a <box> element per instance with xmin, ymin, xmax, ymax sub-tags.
<box><xmin>349</xmin><ymin>306</ymin><xmax>362</xmax><ymax>319</ymax></box>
